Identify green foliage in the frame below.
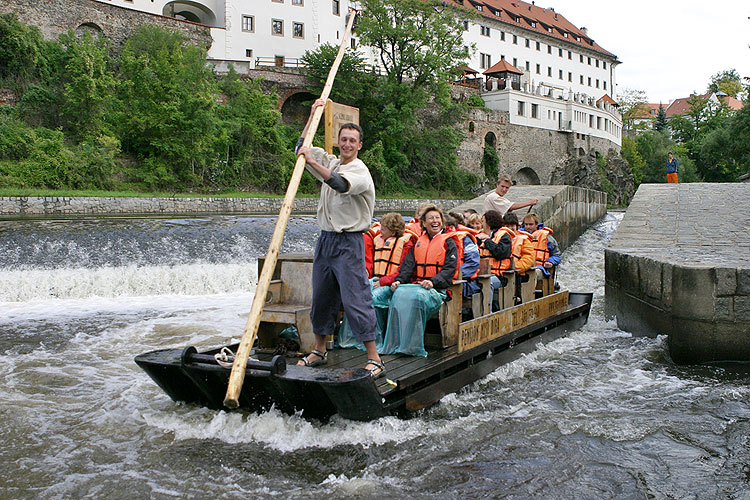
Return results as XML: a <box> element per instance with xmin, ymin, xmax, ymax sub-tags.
<box><xmin>632</xmin><ymin>130</ymin><xmax>699</xmax><ymax>183</ymax></box>
<box><xmin>0</xmin><ymin>13</ymin><xmax>51</xmax><ymax>88</ymax></box>
<box><xmin>481</xmin><ymin>142</ymin><xmax>499</xmax><ymax>180</ymax></box>
<box><xmin>708</xmin><ymin>69</ymin><xmax>744</xmax><ymax>99</ymax></box>
<box><xmin>699</xmin><ymin>103</ymin><xmax>750</xmax><ymax>180</ymax></box>
<box><xmin>617</xmin><ymin>87</ymin><xmax>649</xmax><ymax>131</ymax></box>
<box><xmin>301</xmin><ymin>44</ymin><xmax>368</xmax><ymax>104</ymax></box>
<box><xmin>466</xmin><ymin>94</ymin><xmax>486</xmax><ymax>109</ymax></box>
<box><xmin>116</xmin><ymin>25</ymin><xmax>219</xmax><ymax>188</ymax></box>
<box><xmin>621</xmin><ymin>136</ymin><xmax>645</xmax><ymax>185</ymax></box>
<box><xmin>58</xmin><ymin>31</ymin><xmax>115</xmax><ymax>141</ymax></box>
<box><xmin>654</xmin><ymin>105</ymin><xmax>668</xmax><ymax>132</ymax></box>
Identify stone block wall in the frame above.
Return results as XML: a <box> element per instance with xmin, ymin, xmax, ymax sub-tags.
<box><xmin>604</xmin><ymin>183</ymin><xmax>750</xmax><ymax>364</ymax></box>
<box><xmin>0</xmin><ymin>196</ymin><xmax>465</xmax><ymax>217</ymax></box>
<box><xmin>0</xmin><ymin>0</ymin><xmax>212</xmax><ymax>52</ymax></box>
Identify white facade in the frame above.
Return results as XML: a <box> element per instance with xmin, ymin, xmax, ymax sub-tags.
<box><xmin>482</xmin><ymin>84</ymin><xmax>621</xmax><ymax>144</ymax></box>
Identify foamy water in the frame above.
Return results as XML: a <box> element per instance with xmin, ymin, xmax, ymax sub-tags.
<box><xmin>1</xmin><ymin>213</ymin><xmax>748</xmax><ymax>499</ymax></box>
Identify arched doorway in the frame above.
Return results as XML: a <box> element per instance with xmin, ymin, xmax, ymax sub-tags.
<box><xmin>482</xmin><ymin>131</ymin><xmax>499</xmax><ymax>181</ymax></box>
<box><xmin>515</xmin><ymin>167</ymin><xmax>541</xmax><ymax>185</ymax></box>
<box><xmin>75</xmin><ymin>22</ymin><xmax>103</xmax><ymax>39</ymax></box>
<box><xmin>280</xmin><ymin>91</ymin><xmax>316</xmax><ymax>125</ymax></box>
<box><xmin>163</xmin><ymin>1</ymin><xmax>217</xmax><ymax>26</ymax></box>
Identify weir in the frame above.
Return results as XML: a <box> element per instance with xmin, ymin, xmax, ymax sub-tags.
<box><xmin>455</xmin><ymin>185</ymin><xmax>608</xmax><ymax>251</ymax></box>
<box><xmin>605</xmin><ymin>183</ymin><xmax>750</xmax><ymax>364</ymax></box>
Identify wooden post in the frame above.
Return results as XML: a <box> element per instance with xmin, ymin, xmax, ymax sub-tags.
<box><xmin>223</xmin><ymin>9</ymin><xmax>359</xmax><ymax>409</ymax></box>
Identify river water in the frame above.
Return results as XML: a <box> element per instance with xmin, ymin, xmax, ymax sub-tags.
<box><xmin>1</xmin><ymin>213</ymin><xmax>748</xmax><ymax>500</ymax></box>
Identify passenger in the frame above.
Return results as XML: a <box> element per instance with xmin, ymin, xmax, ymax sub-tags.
<box><xmin>503</xmin><ymin>212</ymin><xmax>535</xmax><ymax>303</ymax></box>
<box><xmin>475</xmin><ymin>209</ymin><xmax>513</xmax><ymax>310</ymax></box>
<box><xmin>483</xmin><ymin>174</ymin><xmax>538</xmax><ymax>216</ymax></box>
<box><xmin>445</xmin><ymin>214</ymin><xmax>480</xmax><ymax>298</ymax></box>
<box><xmin>407</xmin><ymin>202</ymin><xmax>431</xmax><ymax>235</ymax></box>
<box><xmin>339</xmin><ymin>213</ymin><xmax>416</xmax><ymax>350</ymax></box>
<box><xmin>463</xmin><ymin>208</ymin><xmax>479</xmax><ymax>221</ymax></box>
<box><xmin>466</xmin><ymin>213</ymin><xmax>483</xmax><ymax>232</ymax></box>
<box><xmin>379</xmin><ymin>205</ymin><xmax>459</xmax><ymax>357</ymax></box>
<box><xmin>521</xmin><ymin>212</ymin><xmax>561</xmax><ymax>276</ymax></box>
<box><xmin>363</xmin><ymin>222</ymin><xmax>380</xmax><ymax>278</ymax></box>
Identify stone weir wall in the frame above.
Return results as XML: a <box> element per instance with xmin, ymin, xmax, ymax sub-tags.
<box><xmin>605</xmin><ymin>183</ymin><xmax>750</xmax><ymax>364</ymax></box>
<box><xmin>454</xmin><ymin>185</ymin><xmax>608</xmax><ymax>252</ymax></box>
<box><xmin>0</xmin><ymin>196</ymin><xmax>465</xmax><ymax>218</ymax></box>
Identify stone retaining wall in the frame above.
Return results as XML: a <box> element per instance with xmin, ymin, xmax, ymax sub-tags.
<box><xmin>605</xmin><ymin>183</ymin><xmax>750</xmax><ymax>364</ymax></box>
<box><xmin>0</xmin><ymin>196</ymin><xmax>465</xmax><ymax>217</ymax></box>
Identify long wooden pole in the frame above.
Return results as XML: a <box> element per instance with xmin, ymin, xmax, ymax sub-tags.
<box><xmin>224</xmin><ymin>9</ymin><xmax>359</xmax><ymax>409</ymax></box>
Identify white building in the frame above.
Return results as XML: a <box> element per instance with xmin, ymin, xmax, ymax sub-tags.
<box><xmin>95</xmin><ymin>0</ymin><xmax>622</xmax><ymax>144</ymax></box>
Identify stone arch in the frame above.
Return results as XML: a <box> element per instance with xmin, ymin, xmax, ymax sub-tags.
<box><xmin>75</xmin><ymin>22</ymin><xmax>103</xmax><ymax>39</ymax></box>
<box><xmin>578</xmin><ymin>147</ymin><xmax>586</xmax><ymax>157</ymax></box>
<box><xmin>484</xmin><ymin>131</ymin><xmax>496</xmax><ymax>148</ymax></box>
<box><xmin>468</xmin><ymin>121</ymin><xmax>475</xmax><ymax>133</ymax></box>
<box><xmin>515</xmin><ymin>167</ymin><xmax>541</xmax><ymax>185</ymax></box>
<box><xmin>279</xmin><ymin>90</ymin><xmax>316</xmax><ymax>125</ymax></box>
<box><xmin>163</xmin><ymin>1</ymin><xmax>217</xmax><ymax>26</ymax></box>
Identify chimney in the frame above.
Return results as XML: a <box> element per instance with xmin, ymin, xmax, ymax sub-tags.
<box><xmin>580</xmin><ymin>26</ymin><xmax>588</xmax><ymax>36</ymax></box>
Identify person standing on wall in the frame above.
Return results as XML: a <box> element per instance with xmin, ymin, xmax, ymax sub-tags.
<box><xmin>483</xmin><ymin>173</ymin><xmax>538</xmax><ymax>216</ymax></box>
<box><xmin>295</xmin><ymin>98</ymin><xmax>385</xmax><ymax>378</ymax></box>
<box><xmin>666</xmin><ymin>152</ymin><xmax>679</xmax><ymax>183</ymax></box>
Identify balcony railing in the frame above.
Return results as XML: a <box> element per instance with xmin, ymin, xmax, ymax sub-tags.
<box><xmin>255</xmin><ymin>56</ymin><xmax>306</xmax><ymax>69</ymax></box>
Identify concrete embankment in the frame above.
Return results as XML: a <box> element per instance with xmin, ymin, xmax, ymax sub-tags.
<box><xmin>605</xmin><ymin>183</ymin><xmax>750</xmax><ymax>364</ymax></box>
<box><xmin>456</xmin><ymin>185</ymin><xmax>608</xmax><ymax>251</ymax></box>
<box><xmin>0</xmin><ymin>196</ymin><xmax>464</xmax><ymax>218</ymax></box>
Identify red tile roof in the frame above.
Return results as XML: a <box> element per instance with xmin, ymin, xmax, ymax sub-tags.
<box><xmin>446</xmin><ymin>0</ymin><xmax>617</xmax><ymax>59</ymax></box>
<box><xmin>483</xmin><ymin>56</ymin><xmax>523</xmax><ymax>75</ymax></box>
<box><xmin>631</xmin><ymin>103</ymin><xmax>662</xmax><ymax>119</ymax></box>
<box><xmin>597</xmin><ymin>94</ymin><xmax>618</xmax><ymax>106</ymax></box>
<box><xmin>665</xmin><ymin>92</ymin><xmax>745</xmax><ymax>118</ymax></box>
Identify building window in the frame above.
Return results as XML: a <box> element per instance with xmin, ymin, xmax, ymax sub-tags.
<box><xmin>513</xmin><ymin>34</ymin><xmax>518</xmax><ymax>44</ymax></box>
<box><xmin>463</xmin><ymin>20</ymin><xmax>469</xmax><ymax>31</ymax></box>
<box><xmin>558</xmin><ymin>48</ymin><xmax>563</xmax><ymax>57</ymax></box>
<box><xmin>596</xmin><ymin>59</ymin><xmax>600</xmax><ymax>67</ymax></box>
<box><xmin>292</xmin><ymin>0</ymin><xmax>303</xmax><ymax>4</ymax></box>
<box><xmin>536</xmin><ymin>41</ymin><xmax>540</xmax><ymax>50</ymax></box>
<box><xmin>242</xmin><ymin>15</ymin><xmax>254</xmax><ymax>32</ymax></box>
<box><xmin>596</xmin><ymin>79</ymin><xmax>600</xmax><ymax>88</ymax></box>
<box><xmin>500</xmin><ymin>31</ymin><xmax>505</xmax><ymax>41</ymax></box>
<box><xmin>580</xmin><ymin>75</ymin><xmax>584</xmax><ymax>84</ymax></box>
<box><xmin>547</xmin><ymin>45</ymin><xmax>552</xmax><ymax>54</ymax></box>
<box><xmin>350</xmin><ymin>37</ymin><xmax>356</xmax><ymax>48</ymax></box>
<box><xmin>246</xmin><ymin>48</ymin><xmax>253</xmax><ymax>58</ymax></box>
<box><xmin>272</xmin><ymin>0</ymin><xmax>282</xmax><ymax>2</ymax></box>
<box><xmin>603</xmin><ymin>61</ymin><xmax>607</xmax><ymax>69</ymax></box>
<box><xmin>536</xmin><ymin>63</ymin><xmax>540</xmax><ymax>74</ymax></box>
<box><xmin>480</xmin><ymin>25</ymin><xmax>490</xmax><ymax>36</ymax></box>
<box><xmin>587</xmin><ymin>56</ymin><xmax>592</xmax><ymax>65</ymax></box>
<box><xmin>512</xmin><ymin>57</ymin><xmax>518</xmax><ymax>68</ymax></box>
<box><xmin>332</xmin><ymin>0</ymin><xmax>340</xmax><ymax>15</ymax></box>
<box><xmin>568</xmin><ymin>71</ymin><xmax>572</xmax><ymax>82</ymax></box>
<box><xmin>480</xmin><ymin>53</ymin><xmax>491</xmax><ymax>69</ymax></box>
<box><xmin>272</xmin><ymin>19</ymin><xmax>283</xmax><ymax>36</ymax></box>
<box><xmin>558</xmin><ymin>69</ymin><xmax>563</xmax><ymax>79</ymax></box>
<box><xmin>476</xmin><ymin>4</ymin><xmax>483</xmax><ymax>11</ymax></box>
<box><xmin>525</xmin><ymin>38</ymin><xmax>530</xmax><ymax>48</ymax></box>
<box><xmin>293</xmin><ymin>22</ymin><xmax>304</xmax><ymax>38</ymax></box>
<box><xmin>568</xmin><ymin>50</ymin><xmax>572</xmax><ymax>59</ymax></box>
<box><xmin>580</xmin><ymin>54</ymin><xmax>584</xmax><ymax>63</ymax></box>
<box><xmin>547</xmin><ymin>66</ymin><xmax>552</xmax><ymax>77</ymax></box>
<box><xmin>517</xmin><ymin>101</ymin><xmax>525</xmax><ymax>116</ymax></box>
<box><xmin>525</xmin><ymin>61</ymin><xmax>530</xmax><ymax>71</ymax></box>
<box><xmin>531</xmin><ymin>103</ymin><xmax>538</xmax><ymax>118</ymax></box>
<box><xmin>588</xmin><ymin>77</ymin><xmax>592</xmax><ymax>86</ymax></box>
<box><xmin>604</xmin><ymin>81</ymin><xmax>607</xmax><ymax>90</ymax></box>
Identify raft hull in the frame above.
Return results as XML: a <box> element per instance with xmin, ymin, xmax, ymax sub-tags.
<box><xmin>135</xmin><ymin>292</ymin><xmax>592</xmax><ymax>421</ymax></box>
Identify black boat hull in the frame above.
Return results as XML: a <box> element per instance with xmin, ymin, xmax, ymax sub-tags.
<box><xmin>135</xmin><ymin>292</ymin><xmax>592</xmax><ymax>421</ymax></box>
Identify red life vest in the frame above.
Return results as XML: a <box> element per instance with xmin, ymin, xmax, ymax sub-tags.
<box><xmin>413</xmin><ymin>231</ymin><xmax>460</xmax><ymax>282</ymax></box>
<box><xmin>372</xmin><ymin>230</ymin><xmax>416</xmax><ymax>278</ymax></box>
<box><xmin>363</xmin><ymin>223</ymin><xmax>380</xmax><ymax>278</ymax></box>
<box><xmin>479</xmin><ymin>227</ymin><xmax>513</xmax><ymax>276</ymax></box>
<box><xmin>531</xmin><ymin>226</ymin><xmax>553</xmax><ymax>266</ymax></box>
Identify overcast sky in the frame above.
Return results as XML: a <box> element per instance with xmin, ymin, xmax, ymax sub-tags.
<box><xmin>549</xmin><ymin>0</ymin><xmax>750</xmax><ymax>104</ymax></box>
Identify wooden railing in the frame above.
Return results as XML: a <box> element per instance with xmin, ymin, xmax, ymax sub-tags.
<box><xmin>255</xmin><ymin>57</ymin><xmax>306</xmax><ymax>69</ymax></box>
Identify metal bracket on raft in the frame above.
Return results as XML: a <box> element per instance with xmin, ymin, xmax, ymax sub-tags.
<box><xmin>180</xmin><ymin>346</ymin><xmax>287</xmax><ymax>375</ymax></box>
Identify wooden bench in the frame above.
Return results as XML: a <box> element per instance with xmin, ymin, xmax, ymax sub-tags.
<box><xmin>536</xmin><ymin>267</ymin><xmax>555</xmax><ymax>297</ymax></box>
<box><xmin>424</xmin><ymin>280</ymin><xmax>465</xmax><ymax>349</ymax></box>
<box><xmin>256</xmin><ymin>254</ymin><xmax>316</xmax><ymax>352</ymax></box>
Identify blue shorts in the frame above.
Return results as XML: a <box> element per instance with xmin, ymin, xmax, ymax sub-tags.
<box><xmin>311</xmin><ymin>231</ymin><xmax>377</xmax><ymax>343</ymax></box>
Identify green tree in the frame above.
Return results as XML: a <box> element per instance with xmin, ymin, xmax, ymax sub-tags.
<box><xmin>653</xmin><ymin>104</ymin><xmax>668</xmax><ymax>132</ymax></box>
<box><xmin>621</xmin><ymin>136</ymin><xmax>645</xmax><ymax>185</ymax></box>
<box><xmin>0</xmin><ymin>13</ymin><xmax>50</xmax><ymax>88</ymax></box>
<box><xmin>58</xmin><ymin>31</ymin><xmax>115</xmax><ymax>141</ymax></box>
<box><xmin>301</xmin><ymin>43</ymin><xmax>368</xmax><ymax>105</ymax></box>
<box><xmin>634</xmin><ymin>130</ymin><xmax>699</xmax><ymax>183</ymax></box>
<box><xmin>617</xmin><ymin>88</ymin><xmax>650</xmax><ymax>131</ymax></box>
<box><xmin>116</xmin><ymin>25</ymin><xmax>219</xmax><ymax>188</ymax></box>
<box><xmin>708</xmin><ymin>69</ymin><xmax>743</xmax><ymax>98</ymax></box>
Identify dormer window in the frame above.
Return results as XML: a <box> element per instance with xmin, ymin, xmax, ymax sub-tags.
<box><xmin>476</xmin><ymin>4</ymin><xmax>482</xmax><ymax>11</ymax></box>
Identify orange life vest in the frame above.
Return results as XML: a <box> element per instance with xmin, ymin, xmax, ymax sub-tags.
<box><xmin>479</xmin><ymin>227</ymin><xmax>513</xmax><ymax>276</ymax></box>
<box><xmin>372</xmin><ymin>230</ymin><xmax>416</xmax><ymax>278</ymax></box>
<box><xmin>512</xmin><ymin>231</ymin><xmax>535</xmax><ymax>275</ymax></box>
<box><xmin>531</xmin><ymin>226</ymin><xmax>553</xmax><ymax>266</ymax></box>
<box><xmin>413</xmin><ymin>231</ymin><xmax>460</xmax><ymax>282</ymax></box>
<box><xmin>407</xmin><ymin>219</ymin><xmax>423</xmax><ymax>236</ymax></box>
<box><xmin>450</xmin><ymin>227</ymin><xmax>479</xmax><ymax>279</ymax></box>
